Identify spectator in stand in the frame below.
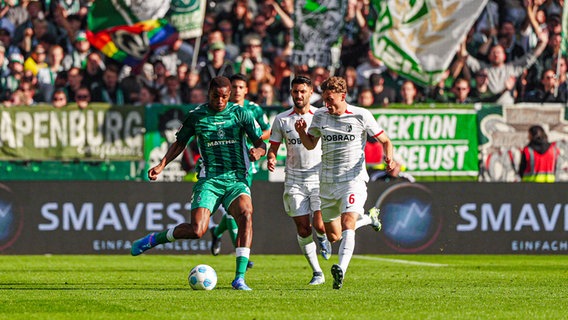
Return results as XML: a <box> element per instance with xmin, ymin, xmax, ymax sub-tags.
<box><xmin>247</xmin><ymin>62</ymin><xmax>275</xmax><ymax>102</ymax></box>
<box><xmin>256</xmin><ymin>0</ymin><xmax>293</xmax><ymax>61</ymax></box>
<box><xmin>356</xmin><ymin>48</ymin><xmax>387</xmax><ymax>88</ymax></box>
<box><xmin>234</xmin><ymin>33</ymin><xmax>269</xmax><ymax>76</ymax></box>
<box><xmin>497</xmin><ymin>20</ymin><xmax>526</xmax><ymax>62</ymax></box>
<box><xmin>64</xmin><ymin>66</ymin><xmax>82</xmax><ymax>102</ymax></box>
<box><xmin>450</xmin><ymin>78</ymin><xmax>473</xmax><ymax>104</ymax></box>
<box><xmin>187</xmin><ymin>87</ymin><xmax>207</xmax><ymax>104</ymax></box>
<box><xmin>398</xmin><ymin>80</ymin><xmax>419</xmax><ymax>105</ymax></box>
<box><xmin>340</xmin><ymin>0</ymin><xmax>371</xmax><ymax>68</ymax></box>
<box><xmin>180</xmin><ymin>69</ymin><xmax>203</xmax><ymax>103</ymax></box>
<box><xmin>0</xmin><ymin>43</ymin><xmax>7</xmax><ymax>76</ymax></box>
<box><xmin>220</xmin><ymin>0</ymin><xmax>254</xmax><ymax>49</ymax></box>
<box><xmin>62</xmin><ymin>30</ymin><xmax>90</xmax><ymax>70</ymax></box>
<box><xmin>23</xmin><ymin>43</ymin><xmax>46</xmax><ymax>75</ymax></box>
<box><xmin>83</xmin><ymin>51</ymin><xmax>104</xmax><ymax>90</ymax></box>
<box><xmin>74</xmin><ymin>86</ymin><xmax>91</xmax><ymax>109</ymax></box>
<box><xmin>198</xmin><ymin>41</ymin><xmax>234</xmax><ymax>89</ymax></box>
<box><xmin>1</xmin><ymin>52</ymin><xmax>24</xmax><ymax>101</ymax></box>
<box><xmin>136</xmin><ymin>85</ymin><xmax>158</xmax><ymax>107</ymax></box>
<box><xmin>217</xmin><ymin>20</ymin><xmax>240</xmax><ymax>61</ymax></box>
<box><xmin>552</xmin><ymin>56</ymin><xmax>567</xmax><ymax>100</ymax></box>
<box><xmin>18</xmin><ymin>79</ymin><xmax>36</xmax><ymax>105</ymax></box>
<box><xmin>90</xmin><ymin>64</ymin><xmax>126</xmax><ymax>105</ymax></box>
<box><xmin>160</xmin><ymin>75</ymin><xmax>182</xmax><ymax>105</ymax></box>
<box><xmin>523</xmin><ymin>69</ymin><xmax>566</xmax><ymax>103</ymax></box>
<box><xmin>458</xmin><ymin>30</ymin><xmax>548</xmax><ymax>105</ymax></box>
<box><xmin>257</xmin><ymin>82</ymin><xmax>279</xmax><ymax>107</ymax></box>
<box><xmin>469</xmin><ymin>69</ymin><xmax>495</xmax><ymax>102</ymax></box>
<box><xmin>0</xmin><ymin>27</ymin><xmax>20</xmax><ymax>57</ymax></box>
<box><xmin>152</xmin><ymin>38</ymin><xmax>194</xmax><ymax>76</ymax></box>
<box><xmin>50</xmin><ymin>88</ymin><xmax>67</xmax><ymax>108</ymax></box>
<box><xmin>357</xmin><ymin>87</ymin><xmax>375</xmax><ymax>107</ymax></box>
<box><xmin>36</xmin><ymin>43</ymin><xmax>64</xmax><ymax>102</ymax></box>
<box><xmin>150</xmin><ymin>59</ymin><xmax>168</xmax><ymax>94</ymax></box>
<box><xmin>370</xmin><ymin>73</ymin><xmax>396</xmax><ymax>107</ymax></box>
<box><xmin>343</xmin><ymin>66</ymin><xmax>359</xmax><ymax>104</ymax></box>
<box><xmin>176</xmin><ymin>63</ymin><xmax>189</xmax><ymax>85</ymax></box>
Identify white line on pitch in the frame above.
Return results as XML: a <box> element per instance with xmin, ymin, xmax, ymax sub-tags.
<box><xmin>353</xmin><ymin>255</ymin><xmax>448</xmax><ymax>267</ymax></box>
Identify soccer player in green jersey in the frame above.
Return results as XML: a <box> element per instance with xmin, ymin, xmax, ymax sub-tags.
<box><xmin>131</xmin><ymin>76</ymin><xmax>266</xmax><ymax>291</ymax></box>
<box><xmin>209</xmin><ymin>73</ymin><xmax>271</xmax><ymax>256</ymax></box>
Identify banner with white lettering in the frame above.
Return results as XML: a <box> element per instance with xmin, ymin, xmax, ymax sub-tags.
<box><xmin>374</xmin><ymin>107</ymin><xmax>479</xmax><ymax>180</ymax></box>
<box><xmin>1</xmin><ymin>181</ymin><xmax>567</xmax><ymax>254</ymax></box>
<box><xmin>0</xmin><ymin>104</ymin><xmax>144</xmax><ymax>161</ymax></box>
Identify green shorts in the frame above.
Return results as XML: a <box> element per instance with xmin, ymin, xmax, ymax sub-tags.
<box><xmin>191</xmin><ymin>176</ymin><xmax>251</xmax><ymax>214</ymax></box>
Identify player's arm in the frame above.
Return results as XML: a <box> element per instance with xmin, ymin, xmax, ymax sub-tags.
<box><xmin>373</xmin><ymin>131</ymin><xmax>396</xmax><ymax>174</ymax></box>
<box><xmin>267</xmin><ymin>141</ymin><xmax>281</xmax><ymax>172</ymax></box>
<box><xmin>249</xmin><ymin>138</ymin><xmax>267</xmax><ymax>161</ymax></box>
<box><xmin>148</xmin><ymin>140</ymin><xmax>187</xmax><ymax>180</ymax></box>
<box><xmin>294</xmin><ymin>118</ymin><xmax>319</xmax><ymax>150</ymax></box>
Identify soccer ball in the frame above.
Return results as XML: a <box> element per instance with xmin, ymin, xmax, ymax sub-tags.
<box><xmin>188</xmin><ymin>264</ymin><xmax>217</xmax><ymax>290</ymax></box>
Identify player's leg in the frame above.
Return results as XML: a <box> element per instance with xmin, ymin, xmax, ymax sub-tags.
<box><xmin>331</xmin><ymin>180</ymin><xmax>367</xmax><ymax>289</ymax></box>
<box><xmin>309</xmin><ymin>184</ymin><xmax>332</xmax><ymax>260</ymax></box>
<box><xmin>225</xmin><ymin>182</ymin><xmax>254</xmax><ymax>290</ymax></box>
<box><xmin>210</xmin><ymin>206</ymin><xmax>227</xmax><ymax>255</ymax></box>
<box><xmin>131</xmin><ymin>207</ymin><xmax>211</xmax><ymax>256</ymax></box>
<box><xmin>293</xmin><ymin>215</ymin><xmax>325</xmax><ymax>285</ymax></box>
<box><xmin>313</xmin><ymin>210</ymin><xmax>332</xmax><ymax>260</ymax></box>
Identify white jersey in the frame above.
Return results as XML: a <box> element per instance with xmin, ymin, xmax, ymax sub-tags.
<box><xmin>308</xmin><ymin>104</ymin><xmax>384</xmax><ymax>183</ymax></box>
<box><xmin>270</xmin><ymin>106</ymin><xmax>322</xmax><ymax>185</ymax></box>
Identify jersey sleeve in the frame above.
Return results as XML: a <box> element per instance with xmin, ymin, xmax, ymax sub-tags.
<box><xmin>239</xmin><ymin>107</ymin><xmax>263</xmax><ymax>142</ymax></box>
<box><xmin>269</xmin><ymin>114</ymin><xmax>283</xmax><ymax>143</ymax></box>
<box><xmin>175</xmin><ymin>111</ymin><xmax>195</xmax><ymax>145</ymax></box>
<box><xmin>363</xmin><ymin>108</ymin><xmax>384</xmax><ymax>138</ymax></box>
<box><xmin>307</xmin><ymin>110</ymin><xmax>322</xmax><ymax>137</ymax></box>
<box><xmin>253</xmin><ymin>105</ymin><xmax>271</xmax><ymax>131</ymax></box>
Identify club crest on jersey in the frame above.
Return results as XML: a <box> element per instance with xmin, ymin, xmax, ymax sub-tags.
<box><xmin>217</xmin><ymin>128</ymin><xmax>225</xmax><ymax>138</ymax></box>
<box><xmin>345</xmin><ymin>124</ymin><xmax>353</xmax><ymax>132</ymax></box>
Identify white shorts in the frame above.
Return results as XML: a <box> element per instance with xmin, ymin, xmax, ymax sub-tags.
<box><xmin>283</xmin><ymin>182</ymin><xmax>321</xmax><ymax>217</ymax></box>
<box><xmin>319</xmin><ymin>179</ymin><xmax>367</xmax><ymax>222</ymax></box>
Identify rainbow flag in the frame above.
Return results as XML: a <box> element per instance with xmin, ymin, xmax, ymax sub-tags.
<box><xmin>86</xmin><ymin>18</ymin><xmax>177</xmax><ymax>67</ymax></box>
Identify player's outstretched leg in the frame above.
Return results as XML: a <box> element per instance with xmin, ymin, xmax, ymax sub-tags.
<box><xmin>331</xmin><ymin>264</ymin><xmax>344</xmax><ymax>289</ymax></box>
<box><xmin>317</xmin><ymin>234</ymin><xmax>332</xmax><ymax>260</ymax></box>
<box><xmin>366</xmin><ymin>207</ymin><xmax>382</xmax><ymax>231</ymax></box>
<box><xmin>232</xmin><ymin>247</ymin><xmax>252</xmax><ymax>290</ymax></box>
<box><xmin>131</xmin><ymin>232</ymin><xmax>163</xmax><ymax>256</ymax></box>
<box><xmin>210</xmin><ymin>228</ymin><xmax>222</xmax><ymax>256</ymax></box>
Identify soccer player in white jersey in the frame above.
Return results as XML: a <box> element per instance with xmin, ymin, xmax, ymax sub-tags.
<box><xmin>267</xmin><ymin>76</ymin><xmax>332</xmax><ymax>285</ymax></box>
<box><xmin>295</xmin><ymin>76</ymin><xmax>397</xmax><ymax>289</ymax></box>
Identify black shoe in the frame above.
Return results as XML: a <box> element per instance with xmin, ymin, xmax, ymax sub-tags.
<box><xmin>210</xmin><ymin>228</ymin><xmax>222</xmax><ymax>256</ymax></box>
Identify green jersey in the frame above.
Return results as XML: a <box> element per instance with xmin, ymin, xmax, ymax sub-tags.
<box><xmin>242</xmin><ymin>99</ymin><xmax>270</xmax><ymax>146</ymax></box>
<box><xmin>176</xmin><ymin>102</ymin><xmax>263</xmax><ymax>180</ymax></box>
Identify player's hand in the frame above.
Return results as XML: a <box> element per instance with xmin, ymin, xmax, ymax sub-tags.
<box><xmin>294</xmin><ymin>118</ymin><xmax>307</xmax><ymax>133</ymax></box>
<box><xmin>148</xmin><ymin>164</ymin><xmax>164</xmax><ymax>180</ymax></box>
<box><xmin>249</xmin><ymin>147</ymin><xmax>263</xmax><ymax>161</ymax></box>
<box><xmin>385</xmin><ymin>159</ymin><xmax>398</xmax><ymax>176</ymax></box>
<box><xmin>267</xmin><ymin>156</ymin><xmax>276</xmax><ymax>172</ymax></box>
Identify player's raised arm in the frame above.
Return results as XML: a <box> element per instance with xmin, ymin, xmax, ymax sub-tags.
<box><xmin>295</xmin><ymin>118</ymin><xmax>319</xmax><ymax>150</ymax></box>
<box><xmin>148</xmin><ymin>140</ymin><xmax>187</xmax><ymax>180</ymax></box>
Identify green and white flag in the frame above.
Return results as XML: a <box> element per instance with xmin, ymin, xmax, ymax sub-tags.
<box><xmin>562</xmin><ymin>2</ymin><xmax>568</xmax><ymax>56</ymax></box>
<box><xmin>292</xmin><ymin>0</ymin><xmax>347</xmax><ymax>68</ymax></box>
<box><xmin>88</xmin><ymin>0</ymin><xmax>170</xmax><ymax>33</ymax></box>
<box><xmin>168</xmin><ymin>0</ymin><xmax>206</xmax><ymax>39</ymax></box>
<box><xmin>369</xmin><ymin>0</ymin><xmax>488</xmax><ymax>86</ymax></box>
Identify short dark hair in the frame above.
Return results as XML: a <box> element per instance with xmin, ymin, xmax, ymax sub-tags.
<box><xmin>230</xmin><ymin>73</ymin><xmax>248</xmax><ymax>83</ymax></box>
<box><xmin>209</xmin><ymin>76</ymin><xmax>231</xmax><ymax>92</ymax></box>
<box><xmin>291</xmin><ymin>75</ymin><xmax>312</xmax><ymax>87</ymax></box>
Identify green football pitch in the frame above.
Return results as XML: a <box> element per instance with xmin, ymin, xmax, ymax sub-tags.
<box><xmin>1</xmin><ymin>254</ymin><xmax>566</xmax><ymax>319</ymax></box>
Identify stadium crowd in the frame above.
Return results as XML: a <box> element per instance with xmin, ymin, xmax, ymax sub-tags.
<box><xmin>0</xmin><ymin>0</ymin><xmax>566</xmax><ymax>108</ymax></box>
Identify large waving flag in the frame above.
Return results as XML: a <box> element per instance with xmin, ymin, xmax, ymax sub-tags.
<box><xmin>87</xmin><ymin>19</ymin><xmax>177</xmax><ymax>67</ymax></box>
<box><xmin>562</xmin><ymin>2</ymin><xmax>567</xmax><ymax>57</ymax></box>
<box><xmin>292</xmin><ymin>0</ymin><xmax>347</xmax><ymax>68</ymax></box>
<box><xmin>87</xmin><ymin>0</ymin><xmax>178</xmax><ymax>67</ymax></box>
<box><xmin>369</xmin><ymin>0</ymin><xmax>488</xmax><ymax>86</ymax></box>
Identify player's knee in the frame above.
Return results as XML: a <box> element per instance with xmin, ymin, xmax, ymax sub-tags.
<box><xmin>297</xmin><ymin>225</ymin><xmax>312</xmax><ymax>238</ymax></box>
<box><xmin>327</xmin><ymin>232</ymin><xmax>342</xmax><ymax>243</ymax></box>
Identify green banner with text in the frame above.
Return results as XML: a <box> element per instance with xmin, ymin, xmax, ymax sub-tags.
<box><xmin>0</xmin><ymin>104</ymin><xmax>144</xmax><ymax>161</ymax></box>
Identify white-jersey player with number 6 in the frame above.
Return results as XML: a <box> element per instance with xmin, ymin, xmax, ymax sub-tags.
<box><xmin>295</xmin><ymin>76</ymin><xmax>397</xmax><ymax>290</ymax></box>
<box><xmin>267</xmin><ymin>76</ymin><xmax>331</xmax><ymax>286</ymax></box>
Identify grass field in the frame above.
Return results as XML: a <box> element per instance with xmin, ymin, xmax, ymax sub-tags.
<box><xmin>1</xmin><ymin>254</ymin><xmax>567</xmax><ymax>319</ymax></box>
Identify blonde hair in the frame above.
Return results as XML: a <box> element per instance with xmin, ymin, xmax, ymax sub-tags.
<box><xmin>321</xmin><ymin>76</ymin><xmax>347</xmax><ymax>94</ymax></box>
